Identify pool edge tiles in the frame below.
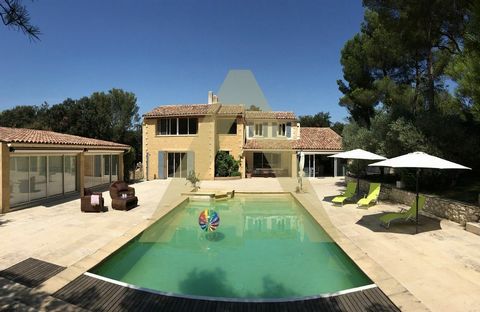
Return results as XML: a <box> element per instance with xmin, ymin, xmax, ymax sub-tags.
<box><xmin>84</xmin><ymin>271</ymin><xmax>377</xmax><ymax>303</ymax></box>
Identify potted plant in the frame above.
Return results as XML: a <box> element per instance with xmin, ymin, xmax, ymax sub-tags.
<box><xmin>246</xmin><ymin>169</ymin><xmax>252</xmax><ymax>178</ymax></box>
<box><xmin>186</xmin><ymin>170</ymin><xmax>200</xmax><ymax>191</ymax></box>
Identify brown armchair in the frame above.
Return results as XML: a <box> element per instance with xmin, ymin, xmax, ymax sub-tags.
<box><xmin>109</xmin><ymin>181</ymin><xmax>138</xmax><ymax>210</ymax></box>
<box><xmin>81</xmin><ymin>188</ymin><xmax>105</xmax><ymax>212</ymax></box>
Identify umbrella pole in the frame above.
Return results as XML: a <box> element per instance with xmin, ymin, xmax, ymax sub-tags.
<box><xmin>357</xmin><ymin>161</ymin><xmax>360</xmax><ymax>197</ymax></box>
<box><xmin>415</xmin><ymin>169</ymin><xmax>420</xmax><ymax>234</ymax></box>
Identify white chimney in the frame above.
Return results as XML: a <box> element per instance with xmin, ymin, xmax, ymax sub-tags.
<box><xmin>296</xmin><ymin>122</ymin><xmax>301</xmax><ymax>140</ymax></box>
<box><xmin>208</xmin><ymin>91</ymin><xmax>213</xmax><ymax>104</ymax></box>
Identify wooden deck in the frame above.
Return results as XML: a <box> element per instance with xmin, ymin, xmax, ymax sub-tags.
<box><xmin>54</xmin><ymin>274</ymin><xmax>400</xmax><ymax>312</ymax></box>
<box><xmin>0</xmin><ymin>257</ymin><xmax>65</xmax><ymax>288</ymax></box>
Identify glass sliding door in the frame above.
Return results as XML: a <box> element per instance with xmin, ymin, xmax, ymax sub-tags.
<box><xmin>48</xmin><ymin>156</ymin><xmax>63</xmax><ymax>197</ymax></box>
<box><xmin>85</xmin><ymin>154</ymin><xmax>120</xmax><ymax>187</ymax></box>
<box><xmin>85</xmin><ymin>155</ymin><xmax>103</xmax><ymax>188</ymax></box>
<box><xmin>64</xmin><ymin>156</ymin><xmax>77</xmax><ymax>193</ymax></box>
<box><xmin>111</xmin><ymin>155</ymin><xmax>119</xmax><ymax>181</ymax></box>
<box><xmin>10</xmin><ymin>154</ymin><xmax>78</xmax><ymax>207</ymax></box>
<box><xmin>102</xmin><ymin>155</ymin><xmax>111</xmax><ymax>184</ymax></box>
<box><xmin>167</xmin><ymin>153</ymin><xmax>175</xmax><ymax>178</ymax></box>
<box><xmin>9</xmin><ymin>157</ymin><xmax>29</xmax><ymax>206</ymax></box>
<box><xmin>29</xmin><ymin>156</ymin><xmax>47</xmax><ymax>201</ymax></box>
<box><xmin>174</xmin><ymin>153</ymin><xmax>181</xmax><ymax>177</ymax></box>
<box><xmin>167</xmin><ymin>152</ymin><xmax>187</xmax><ymax>178</ymax></box>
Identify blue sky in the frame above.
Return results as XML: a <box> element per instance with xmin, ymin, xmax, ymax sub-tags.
<box><xmin>0</xmin><ymin>0</ymin><xmax>364</xmax><ymax>122</ymax></box>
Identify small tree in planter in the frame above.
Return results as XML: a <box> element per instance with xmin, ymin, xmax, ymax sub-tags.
<box><xmin>186</xmin><ymin>170</ymin><xmax>200</xmax><ymax>191</ymax></box>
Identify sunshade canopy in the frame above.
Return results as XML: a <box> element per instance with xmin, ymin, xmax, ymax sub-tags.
<box><xmin>328</xmin><ymin>149</ymin><xmax>386</xmax><ymax>161</ymax></box>
<box><xmin>368</xmin><ymin>152</ymin><xmax>471</xmax><ymax>170</ymax></box>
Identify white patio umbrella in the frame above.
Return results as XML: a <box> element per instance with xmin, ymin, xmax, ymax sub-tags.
<box><xmin>298</xmin><ymin>151</ymin><xmax>305</xmax><ymax>191</ymax></box>
<box><xmin>369</xmin><ymin>151</ymin><xmax>471</xmax><ymax>233</ymax></box>
<box><xmin>298</xmin><ymin>151</ymin><xmax>305</xmax><ymax>175</ymax></box>
<box><xmin>329</xmin><ymin>149</ymin><xmax>386</xmax><ymax>195</ymax></box>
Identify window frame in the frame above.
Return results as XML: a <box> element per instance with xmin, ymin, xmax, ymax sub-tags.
<box><xmin>277</xmin><ymin>123</ymin><xmax>286</xmax><ymax>136</ymax></box>
<box><xmin>254</xmin><ymin>123</ymin><xmax>263</xmax><ymax>137</ymax></box>
<box><xmin>157</xmin><ymin>117</ymin><xmax>198</xmax><ymax>136</ymax></box>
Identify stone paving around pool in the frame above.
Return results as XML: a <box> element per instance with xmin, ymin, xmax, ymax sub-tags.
<box><xmin>0</xmin><ymin>177</ymin><xmax>479</xmax><ymax>311</ymax></box>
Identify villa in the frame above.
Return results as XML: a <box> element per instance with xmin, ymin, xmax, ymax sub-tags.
<box><xmin>0</xmin><ymin>127</ymin><xmax>130</xmax><ymax>213</ymax></box>
<box><xmin>142</xmin><ymin>92</ymin><xmax>344</xmax><ymax>180</ymax></box>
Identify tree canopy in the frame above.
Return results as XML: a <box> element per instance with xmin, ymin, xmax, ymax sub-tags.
<box><xmin>338</xmin><ymin>0</ymin><xmax>480</xmax><ymax>190</ymax></box>
<box><xmin>298</xmin><ymin>111</ymin><xmax>344</xmax><ymax>135</ymax></box>
<box><xmin>0</xmin><ymin>89</ymin><xmax>141</xmax><ymax>180</ymax></box>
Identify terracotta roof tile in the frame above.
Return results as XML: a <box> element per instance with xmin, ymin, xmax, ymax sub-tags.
<box><xmin>143</xmin><ymin>104</ymin><xmax>220</xmax><ymax>117</ymax></box>
<box><xmin>0</xmin><ymin>127</ymin><xmax>129</xmax><ymax>149</ymax></box>
<box><xmin>244</xmin><ymin>139</ymin><xmax>294</xmax><ymax>150</ymax></box>
<box><xmin>245</xmin><ymin>111</ymin><xmax>296</xmax><ymax>120</ymax></box>
<box><xmin>294</xmin><ymin>127</ymin><xmax>342</xmax><ymax>151</ymax></box>
<box><xmin>217</xmin><ymin>104</ymin><xmax>244</xmax><ymax>115</ymax></box>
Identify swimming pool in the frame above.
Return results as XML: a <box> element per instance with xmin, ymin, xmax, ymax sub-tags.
<box><xmin>89</xmin><ymin>194</ymin><xmax>373</xmax><ymax>300</ymax></box>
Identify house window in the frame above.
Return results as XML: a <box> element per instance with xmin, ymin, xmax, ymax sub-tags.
<box><xmin>254</xmin><ymin>123</ymin><xmax>263</xmax><ymax>136</ymax></box>
<box><xmin>278</xmin><ymin>123</ymin><xmax>286</xmax><ymax>136</ymax></box>
<box><xmin>218</xmin><ymin>119</ymin><xmax>237</xmax><ymax>135</ymax></box>
<box><xmin>157</xmin><ymin>118</ymin><xmax>198</xmax><ymax>135</ymax></box>
<box><xmin>178</xmin><ymin>118</ymin><xmax>188</xmax><ymax>135</ymax></box>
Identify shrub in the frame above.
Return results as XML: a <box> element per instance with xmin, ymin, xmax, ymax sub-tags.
<box><xmin>215</xmin><ymin>151</ymin><xmax>240</xmax><ymax>177</ymax></box>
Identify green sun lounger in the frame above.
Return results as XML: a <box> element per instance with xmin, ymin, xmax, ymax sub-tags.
<box><xmin>379</xmin><ymin>195</ymin><xmax>426</xmax><ymax>228</ymax></box>
<box><xmin>357</xmin><ymin>183</ymin><xmax>381</xmax><ymax>208</ymax></box>
<box><xmin>332</xmin><ymin>182</ymin><xmax>357</xmax><ymax>206</ymax></box>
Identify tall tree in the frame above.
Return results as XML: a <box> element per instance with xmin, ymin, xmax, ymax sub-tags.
<box><xmin>363</xmin><ymin>0</ymin><xmax>469</xmax><ymax>111</ymax></box>
<box><xmin>339</xmin><ymin>0</ymin><xmax>480</xmax><ymax>179</ymax></box>
<box><xmin>448</xmin><ymin>1</ymin><xmax>480</xmax><ymax>123</ymax></box>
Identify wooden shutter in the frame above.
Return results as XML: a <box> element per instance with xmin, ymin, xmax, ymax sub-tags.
<box><xmin>187</xmin><ymin>151</ymin><xmax>195</xmax><ymax>175</ymax></box>
<box><xmin>286</xmin><ymin>122</ymin><xmax>292</xmax><ymax>138</ymax></box>
<box><xmin>248</xmin><ymin>123</ymin><xmax>253</xmax><ymax>137</ymax></box>
<box><xmin>263</xmin><ymin>122</ymin><xmax>268</xmax><ymax>137</ymax></box>
<box><xmin>158</xmin><ymin>151</ymin><xmax>165</xmax><ymax>179</ymax></box>
<box><xmin>272</xmin><ymin>123</ymin><xmax>277</xmax><ymax>137</ymax></box>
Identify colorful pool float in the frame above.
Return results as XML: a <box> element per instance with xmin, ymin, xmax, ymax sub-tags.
<box><xmin>198</xmin><ymin>209</ymin><xmax>220</xmax><ymax>232</ymax></box>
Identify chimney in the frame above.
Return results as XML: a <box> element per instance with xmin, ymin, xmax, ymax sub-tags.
<box><xmin>296</xmin><ymin>122</ymin><xmax>301</xmax><ymax>140</ymax></box>
<box><xmin>208</xmin><ymin>91</ymin><xmax>213</xmax><ymax>104</ymax></box>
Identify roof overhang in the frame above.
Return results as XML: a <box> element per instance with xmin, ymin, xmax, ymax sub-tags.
<box><xmin>243</xmin><ymin>149</ymin><xmax>294</xmax><ymax>152</ymax></box>
<box><xmin>6</xmin><ymin>143</ymin><xmax>129</xmax><ymax>152</ymax></box>
<box><xmin>297</xmin><ymin>150</ymin><xmax>344</xmax><ymax>155</ymax></box>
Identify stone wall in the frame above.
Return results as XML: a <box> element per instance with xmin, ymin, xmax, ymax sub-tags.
<box><xmin>347</xmin><ymin>177</ymin><xmax>480</xmax><ymax>225</ymax></box>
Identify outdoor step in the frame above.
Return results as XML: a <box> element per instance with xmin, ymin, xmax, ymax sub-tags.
<box><xmin>466</xmin><ymin>222</ymin><xmax>480</xmax><ymax>236</ymax></box>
